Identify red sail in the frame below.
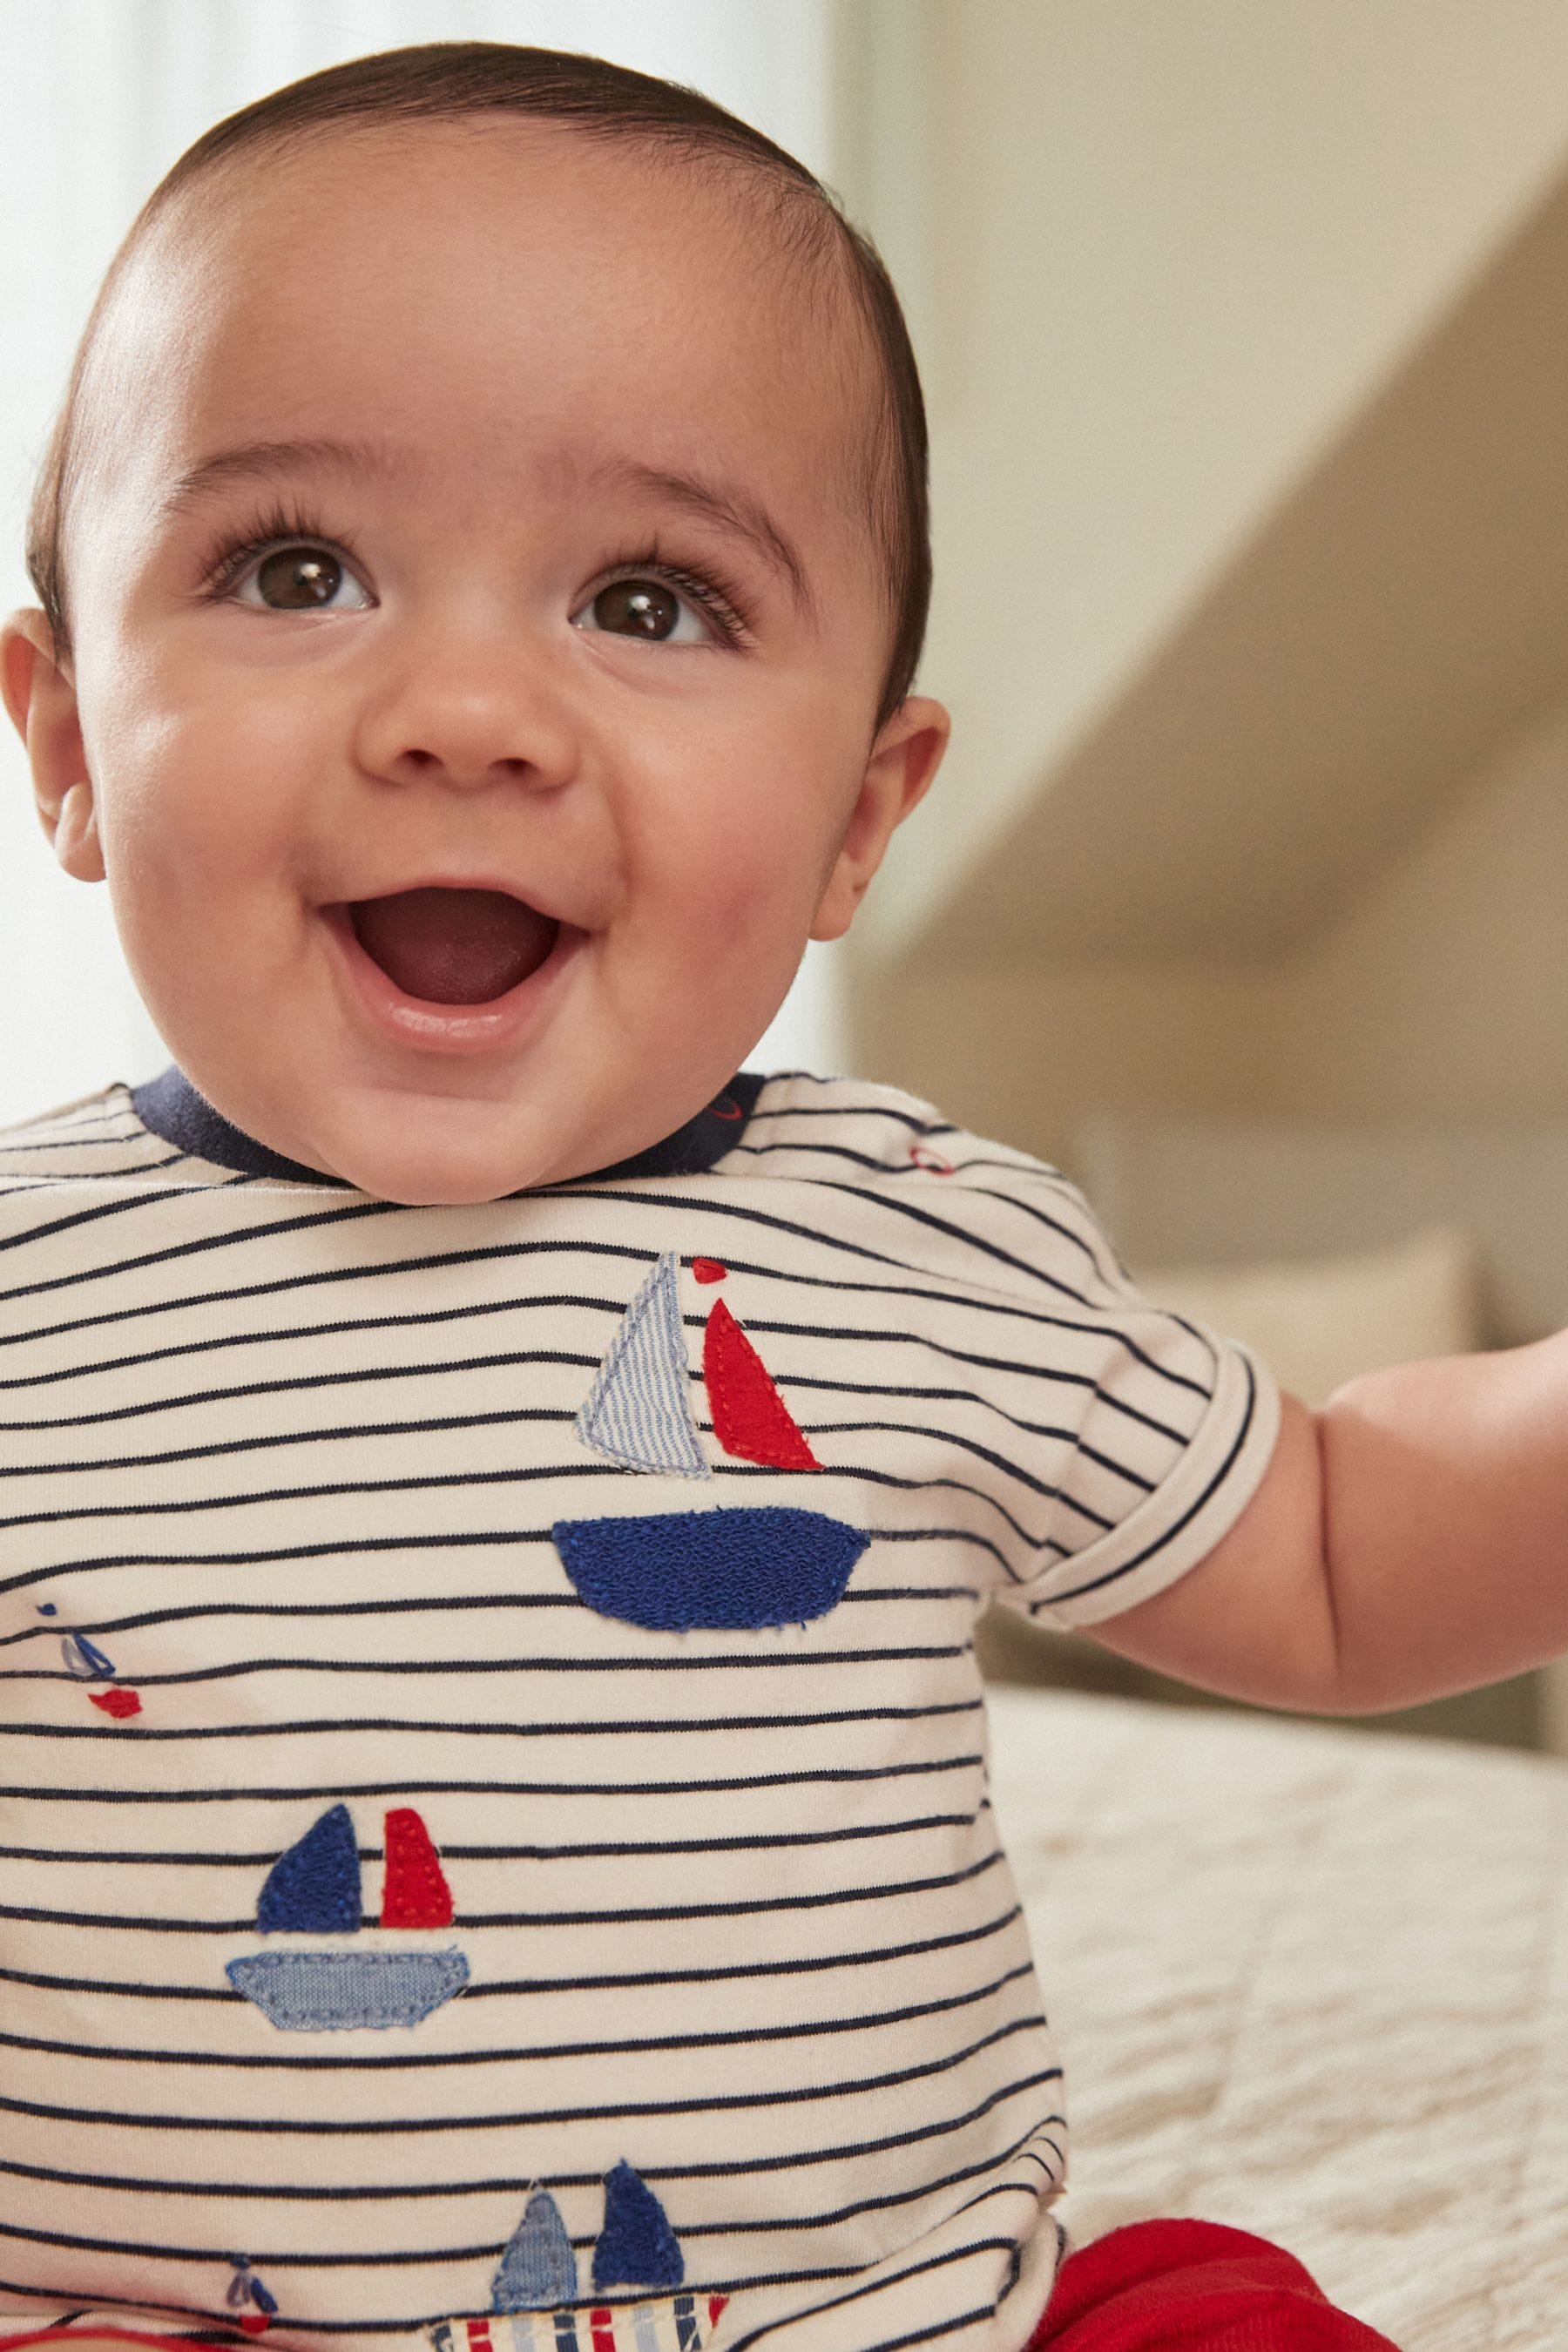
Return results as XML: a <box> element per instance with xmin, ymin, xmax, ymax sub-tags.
<box><xmin>381</xmin><ymin>1807</ymin><xmax>453</xmax><ymax>1928</ymax></box>
<box><xmin>703</xmin><ymin>1298</ymin><xmax>821</xmax><ymax>1471</ymax></box>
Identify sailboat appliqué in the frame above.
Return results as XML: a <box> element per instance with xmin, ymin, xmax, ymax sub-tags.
<box><xmin>430</xmin><ymin>2166</ymin><xmax>728</xmax><ymax>2352</ymax></box>
<box><xmin>226</xmin><ymin>1802</ymin><xmax>469</xmax><ymax>2030</ymax></box>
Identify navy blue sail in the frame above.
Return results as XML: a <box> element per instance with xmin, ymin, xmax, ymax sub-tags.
<box><xmin>256</xmin><ymin>1802</ymin><xmax>362</xmax><ymax>1932</ymax></box>
<box><xmin>592</xmin><ymin>2162</ymin><xmax>685</xmax><ymax>2293</ymax></box>
<box><xmin>60</xmin><ymin>1631</ymin><xmax>115</xmax><ymax>1680</ymax></box>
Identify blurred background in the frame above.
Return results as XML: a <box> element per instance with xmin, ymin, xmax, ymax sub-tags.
<box><xmin>9</xmin><ymin>1</ymin><xmax>1568</xmax><ymax>1747</ymax></box>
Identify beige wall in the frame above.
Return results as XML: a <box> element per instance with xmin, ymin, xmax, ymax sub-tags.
<box><xmin>856</xmin><ymin>958</ymin><xmax>1270</xmax><ymax>1173</ymax></box>
<box><xmin>860</xmin><ymin>699</ymin><xmax>1568</xmax><ymax>1172</ymax></box>
<box><xmin>835</xmin><ymin>5</ymin><xmax>1568</xmax><ymax>1757</ymax></box>
<box><xmin>1283</xmin><ymin>701</ymin><xmax>1568</xmax><ymax>1122</ymax></box>
<box><xmin>836</xmin><ymin>0</ymin><xmax>1568</xmax><ymax>963</ymax></box>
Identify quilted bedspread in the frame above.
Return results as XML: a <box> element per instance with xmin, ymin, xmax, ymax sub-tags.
<box><xmin>983</xmin><ymin>1685</ymin><xmax>1568</xmax><ymax>2349</ymax></box>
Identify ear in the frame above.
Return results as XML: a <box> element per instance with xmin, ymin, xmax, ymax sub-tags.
<box><xmin>811</xmin><ymin>694</ymin><xmax>950</xmax><ymax>942</ymax></box>
<box><xmin>0</xmin><ymin>608</ymin><xmax>104</xmax><ymax>882</ymax></box>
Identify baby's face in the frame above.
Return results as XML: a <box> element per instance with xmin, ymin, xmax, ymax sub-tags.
<box><xmin>7</xmin><ymin>122</ymin><xmax>945</xmax><ymax>1199</ymax></box>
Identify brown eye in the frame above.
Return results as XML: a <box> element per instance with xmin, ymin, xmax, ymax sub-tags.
<box><xmin>590</xmin><ymin>579</ymin><xmax>682</xmax><ymax>639</ymax></box>
<box><xmin>252</xmin><ymin>546</ymin><xmax>350</xmax><ymax>609</ymax></box>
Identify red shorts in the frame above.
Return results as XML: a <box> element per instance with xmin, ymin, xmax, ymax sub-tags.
<box><xmin>1029</xmin><ymin>2220</ymin><xmax>1401</xmax><ymax>2349</ymax></box>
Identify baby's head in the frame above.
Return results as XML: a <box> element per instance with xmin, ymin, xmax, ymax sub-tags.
<box><xmin>1</xmin><ymin>43</ymin><xmax>949</xmax><ymax>1201</ymax></box>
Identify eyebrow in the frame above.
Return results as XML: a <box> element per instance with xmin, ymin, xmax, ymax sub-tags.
<box><xmin>158</xmin><ymin>436</ymin><xmax>397</xmax><ymax>521</ymax></box>
<box><xmin>159</xmin><ymin>436</ymin><xmax>815</xmax><ymax>618</ymax></box>
<box><xmin>579</xmin><ymin>456</ymin><xmax>814</xmax><ymax>621</ymax></box>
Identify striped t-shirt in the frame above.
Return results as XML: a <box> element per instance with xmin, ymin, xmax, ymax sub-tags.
<box><xmin>0</xmin><ymin>1071</ymin><xmax>1278</xmax><ymax>2352</ymax></box>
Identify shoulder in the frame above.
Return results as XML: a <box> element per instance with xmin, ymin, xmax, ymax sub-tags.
<box><xmin>732</xmin><ymin>1071</ymin><xmax>1064</xmax><ymax>1187</ymax></box>
<box><xmin>0</xmin><ymin>1084</ymin><xmax>173</xmax><ymax>1185</ymax></box>
<box><xmin>0</xmin><ymin>1078</ymin><xmax>291</xmax><ymax>1199</ymax></box>
<box><xmin>724</xmin><ymin>1071</ymin><xmax>1130</xmax><ymax>1304</ymax></box>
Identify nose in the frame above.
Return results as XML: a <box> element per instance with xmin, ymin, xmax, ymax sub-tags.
<box><xmin>354</xmin><ymin>616</ymin><xmax>578</xmax><ymax>792</ymax></box>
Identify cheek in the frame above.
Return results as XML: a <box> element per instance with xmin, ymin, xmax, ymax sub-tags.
<box><xmin>649</xmin><ymin>795</ymin><xmax>834</xmax><ymax>963</ymax></box>
<box><xmin>624</xmin><ymin>715</ymin><xmax>857</xmax><ymax>939</ymax></box>
<box><xmin>82</xmin><ymin>642</ymin><xmax>308</xmax><ymax>883</ymax></box>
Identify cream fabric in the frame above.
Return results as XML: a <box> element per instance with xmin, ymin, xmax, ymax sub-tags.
<box><xmin>990</xmin><ymin>1684</ymin><xmax>1568</xmax><ymax>2349</ymax></box>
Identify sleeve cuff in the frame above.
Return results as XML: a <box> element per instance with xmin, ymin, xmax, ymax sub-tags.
<box><xmin>1026</xmin><ymin>1340</ymin><xmax>1282</xmax><ymax>1632</ymax></box>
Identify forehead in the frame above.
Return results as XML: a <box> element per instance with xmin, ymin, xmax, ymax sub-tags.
<box><xmin>79</xmin><ymin>120</ymin><xmax>874</xmax><ymax>580</ymax></box>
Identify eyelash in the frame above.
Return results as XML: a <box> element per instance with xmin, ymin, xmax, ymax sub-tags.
<box><xmin>592</xmin><ymin>540</ymin><xmax>754</xmax><ymax>645</ymax></box>
<box><xmin>196</xmin><ymin>500</ymin><xmax>366</xmax><ymax>603</ymax></box>
<box><xmin>195</xmin><ymin>503</ymin><xmax>755</xmax><ymax>645</ymax></box>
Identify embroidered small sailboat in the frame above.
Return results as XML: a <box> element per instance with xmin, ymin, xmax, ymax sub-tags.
<box><xmin>226</xmin><ymin>2255</ymin><xmax>279</xmax><ymax>2336</ymax></box>
<box><xmin>60</xmin><ymin>1631</ymin><xmax>115</xmax><ymax>1678</ymax></box>
<box><xmin>226</xmin><ymin>1803</ymin><xmax>469</xmax><ymax>2030</ymax></box>
<box><xmin>432</xmin><ymin>2163</ymin><xmax>728</xmax><ymax>2352</ymax></box>
<box><xmin>51</xmin><ymin>1622</ymin><xmax>144</xmax><ymax>1719</ymax></box>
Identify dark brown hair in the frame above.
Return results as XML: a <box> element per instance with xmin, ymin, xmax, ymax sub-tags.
<box><xmin>25</xmin><ymin>41</ymin><xmax>930</xmax><ymax>731</ymax></box>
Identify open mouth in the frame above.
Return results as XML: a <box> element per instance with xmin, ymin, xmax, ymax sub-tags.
<box><xmin>347</xmin><ymin>888</ymin><xmax>561</xmax><ymax>1006</ymax></box>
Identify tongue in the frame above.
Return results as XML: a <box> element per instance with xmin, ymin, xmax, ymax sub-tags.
<box><xmin>350</xmin><ymin>889</ymin><xmax>558</xmax><ymax>1004</ymax></box>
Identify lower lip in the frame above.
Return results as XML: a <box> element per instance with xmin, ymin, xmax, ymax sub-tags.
<box><xmin>321</xmin><ymin>903</ymin><xmax>585</xmax><ymax>1055</ymax></box>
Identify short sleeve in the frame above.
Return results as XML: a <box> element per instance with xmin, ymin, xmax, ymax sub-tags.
<box><xmin>724</xmin><ymin>1078</ymin><xmax>1283</xmax><ymax>1636</ymax></box>
<box><xmin>1014</xmin><ymin>1295</ymin><xmax>1281</xmax><ymax>1630</ymax></box>
<box><xmin>885</xmin><ymin>1130</ymin><xmax>1282</xmax><ymax>1632</ymax></box>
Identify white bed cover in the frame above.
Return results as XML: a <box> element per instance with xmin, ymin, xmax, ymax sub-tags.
<box><xmin>985</xmin><ymin>1685</ymin><xmax>1568</xmax><ymax>2349</ymax></box>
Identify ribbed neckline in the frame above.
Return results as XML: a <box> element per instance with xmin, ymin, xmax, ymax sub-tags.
<box><xmin>132</xmin><ymin>1065</ymin><xmax>766</xmax><ymax>1192</ymax></box>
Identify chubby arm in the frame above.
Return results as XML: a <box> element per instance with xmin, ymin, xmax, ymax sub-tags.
<box><xmin>1091</xmin><ymin>1330</ymin><xmax>1568</xmax><ymax>1713</ymax></box>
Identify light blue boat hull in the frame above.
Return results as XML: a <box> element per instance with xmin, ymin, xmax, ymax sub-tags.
<box><xmin>227</xmin><ymin>1947</ymin><xmax>470</xmax><ymax>2029</ymax></box>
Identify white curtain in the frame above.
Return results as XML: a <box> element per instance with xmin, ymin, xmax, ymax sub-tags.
<box><xmin>0</xmin><ymin>0</ymin><xmax>844</xmax><ymax>1129</ymax></box>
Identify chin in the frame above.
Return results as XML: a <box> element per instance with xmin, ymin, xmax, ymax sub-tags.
<box><xmin>324</xmin><ymin>1099</ymin><xmax>586</xmax><ymax>1205</ymax></box>
<box><xmin>334</xmin><ymin>1139</ymin><xmax>537</xmax><ymax>1206</ymax></box>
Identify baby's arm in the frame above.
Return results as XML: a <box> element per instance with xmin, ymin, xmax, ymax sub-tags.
<box><xmin>1092</xmin><ymin>1331</ymin><xmax>1568</xmax><ymax>1712</ymax></box>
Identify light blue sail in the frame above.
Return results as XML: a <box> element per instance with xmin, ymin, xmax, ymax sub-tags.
<box><xmin>576</xmin><ymin>1254</ymin><xmax>708</xmax><ymax>1480</ymax></box>
<box><xmin>491</xmin><ymin>2188</ymin><xmax>578</xmax><ymax>2312</ymax></box>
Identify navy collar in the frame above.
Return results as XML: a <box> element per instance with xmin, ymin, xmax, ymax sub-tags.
<box><xmin>132</xmin><ymin>1065</ymin><xmax>765</xmax><ymax>1192</ymax></box>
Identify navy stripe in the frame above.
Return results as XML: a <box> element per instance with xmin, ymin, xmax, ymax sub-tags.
<box><xmin>0</xmin><ymin>1809</ymin><xmax>980</xmax><ymax>1865</ymax></box>
<box><xmin>0</xmin><ymin>1961</ymin><xmax>1036</xmax><ymax>2074</ymax></box>
<box><xmin>0</xmin><ymin>1752</ymin><xmax>983</xmax><ymax>1803</ymax></box>
<box><xmin>0</xmin><ymin>1842</ymin><xmax>1008</xmax><ymax>1933</ymax></box>
<box><xmin>1037</xmin><ymin>1354</ymin><xmax>1262</xmax><ymax>1609</ymax></box>
<box><xmin>0</xmin><ymin>1902</ymin><xmax>1027</xmax><ymax>2004</ymax></box>
<box><xmin>0</xmin><ymin>2016</ymin><xmax>1043</xmax><ymax>2134</ymax></box>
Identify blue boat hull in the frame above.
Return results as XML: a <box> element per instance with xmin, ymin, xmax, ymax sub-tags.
<box><xmin>227</xmin><ymin>1948</ymin><xmax>469</xmax><ymax>2029</ymax></box>
<box><xmin>552</xmin><ymin>1507</ymin><xmax>868</xmax><ymax>1632</ymax></box>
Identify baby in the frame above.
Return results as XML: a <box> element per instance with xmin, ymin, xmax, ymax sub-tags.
<box><xmin>0</xmin><ymin>40</ymin><xmax>1560</xmax><ymax>2352</ymax></box>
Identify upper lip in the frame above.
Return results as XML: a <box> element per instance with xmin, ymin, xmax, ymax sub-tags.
<box><xmin>325</xmin><ymin>875</ymin><xmax>571</xmax><ymax>922</ymax></box>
